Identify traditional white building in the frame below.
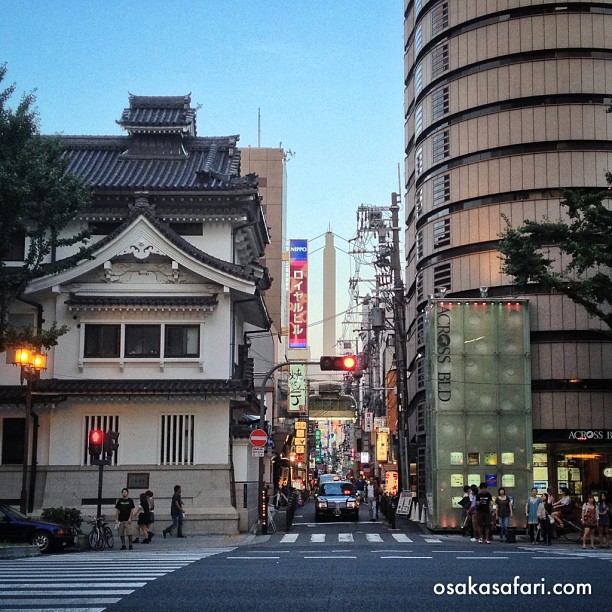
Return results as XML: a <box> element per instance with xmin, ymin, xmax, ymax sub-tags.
<box><xmin>0</xmin><ymin>95</ymin><xmax>271</xmax><ymax>534</ymax></box>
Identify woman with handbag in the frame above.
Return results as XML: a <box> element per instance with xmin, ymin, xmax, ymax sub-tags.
<box><xmin>495</xmin><ymin>488</ymin><xmax>513</xmax><ymax>542</ymax></box>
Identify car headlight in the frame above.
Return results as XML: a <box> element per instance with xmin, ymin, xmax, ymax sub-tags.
<box><xmin>347</xmin><ymin>501</ymin><xmax>356</xmax><ymax>508</ymax></box>
<box><xmin>318</xmin><ymin>499</ymin><xmax>328</xmax><ymax>508</ymax></box>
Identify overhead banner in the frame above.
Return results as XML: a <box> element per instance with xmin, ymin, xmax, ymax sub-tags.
<box><xmin>289</xmin><ymin>239</ymin><xmax>308</xmax><ymax>348</ymax></box>
<box><xmin>288</xmin><ymin>363</ymin><xmax>307</xmax><ymax>413</ymax></box>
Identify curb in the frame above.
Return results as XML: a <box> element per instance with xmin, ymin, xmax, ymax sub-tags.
<box><xmin>0</xmin><ymin>545</ymin><xmax>41</xmax><ymax>560</ymax></box>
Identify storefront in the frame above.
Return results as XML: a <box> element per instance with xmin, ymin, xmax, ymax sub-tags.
<box><xmin>532</xmin><ymin>430</ymin><xmax>612</xmax><ymax>499</ymax></box>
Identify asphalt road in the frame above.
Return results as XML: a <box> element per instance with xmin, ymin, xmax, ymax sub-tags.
<box><xmin>2</xmin><ymin>501</ymin><xmax>610</xmax><ymax>611</ymax></box>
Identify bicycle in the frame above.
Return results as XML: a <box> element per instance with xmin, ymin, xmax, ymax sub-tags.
<box><xmin>554</xmin><ymin>517</ymin><xmax>584</xmax><ymax>543</ymax></box>
<box><xmin>87</xmin><ymin>516</ymin><xmax>114</xmax><ymax>551</ymax></box>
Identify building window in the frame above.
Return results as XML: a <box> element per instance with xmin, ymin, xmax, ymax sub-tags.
<box><xmin>165</xmin><ymin>325</ymin><xmax>199</xmax><ymax>358</ymax></box>
<box><xmin>84</xmin><ymin>324</ymin><xmax>120</xmax><ymax>358</ymax></box>
<box><xmin>433</xmin><ymin>263</ymin><xmax>452</xmax><ymax>294</ymax></box>
<box><xmin>416</xmin><ymin>231</ymin><xmax>424</xmax><ymax>260</ymax></box>
<box><xmin>431</xmin><ymin>1</ymin><xmax>449</xmax><ymax>35</ymax></box>
<box><xmin>415</xmin><ymin>64</ymin><xmax>423</xmax><ymax>95</ymax></box>
<box><xmin>416</xmin><ymin>401</ymin><xmax>426</xmax><ymax>435</ymax></box>
<box><xmin>433</xmin><ymin>218</ymin><xmax>451</xmax><ymax>248</ymax></box>
<box><xmin>414</xmin><ymin>24</ymin><xmax>423</xmax><ymax>55</ymax></box>
<box><xmin>415</xmin><ymin>104</ymin><xmax>423</xmax><ymax>136</ymax></box>
<box><xmin>432</xmin><ymin>174</ymin><xmax>451</xmax><ymax>208</ymax></box>
<box><xmin>125</xmin><ymin>325</ymin><xmax>161</xmax><ymax>358</ymax></box>
<box><xmin>431</xmin><ymin>43</ymin><xmax>449</xmax><ymax>79</ymax></box>
<box><xmin>414</xmin><ymin>0</ymin><xmax>422</xmax><ymax>15</ymax></box>
<box><xmin>89</xmin><ymin>222</ymin><xmax>122</xmax><ymax>236</ymax></box>
<box><xmin>432</xmin><ymin>130</ymin><xmax>450</xmax><ymax>163</ymax></box>
<box><xmin>161</xmin><ymin>414</ymin><xmax>194</xmax><ymax>465</ymax></box>
<box><xmin>415</xmin><ymin>188</ymin><xmax>423</xmax><ymax>217</ymax></box>
<box><xmin>83</xmin><ymin>415</ymin><xmax>119</xmax><ymax>466</ymax></box>
<box><xmin>416</xmin><ymin>272</ymin><xmax>424</xmax><ymax>302</ymax></box>
<box><xmin>1</xmin><ymin>418</ymin><xmax>25</xmax><ymax>465</ymax></box>
<box><xmin>415</xmin><ymin>147</ymin><xmax>423</xmax><ymax>177</ymax></box>
<box><xmin>416</xmin><ymin>314</ymin><xmax>425</xmax><ymax>346</ymax></box>
<box><xmin>416</xmin><ymin>357</ymin><xmax>425</xmax><ymax>391</ymax></box>
<box><xmin>432</xmin><ymin>87</ymin><xmax>449</xmax><ymax>120</ymax></box>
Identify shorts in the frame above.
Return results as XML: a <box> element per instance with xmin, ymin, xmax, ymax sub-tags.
<box><xmin>477</xmin><ymin>512</ymin><xmax>492</xmax><ymax>526</ymax></box>
<box><xmin>118</xmin><ymin>521</ymin><xmax>132</xmax><ymax>537</ymax></box>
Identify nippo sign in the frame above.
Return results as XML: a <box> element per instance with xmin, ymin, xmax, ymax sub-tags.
<box><xmin>249</xmin><ymin>429</ymin><xmax>268</xmax><ymax>448</ymax></box>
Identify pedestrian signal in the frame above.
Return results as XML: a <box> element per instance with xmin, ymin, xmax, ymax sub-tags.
<box><xmin>319</xmin><ymin>355</ymin><xmax>357</xmax><ymax>371</ymax></box>
<box><xmin>88</xmin><ymin>429</ymin><xmax>104</xmax><ymax>456</ymax></box>
<box><xmin>104</xmin><ymin>431</ymin><xmax>120</xmax><ymax>456</ymax></box>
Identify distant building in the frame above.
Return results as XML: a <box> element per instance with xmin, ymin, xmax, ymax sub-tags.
<box><xmin>404</xmin><ymin>1</ymin><xmax>612</xmax><ymax>524</ymax></box>
<box><xmin>0</xmin><ymin>95</ymin><xmax>272</xmax><ymax>533</ymax></box>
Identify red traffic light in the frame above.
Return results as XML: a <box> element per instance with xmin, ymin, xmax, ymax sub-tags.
<box><xmin>319</xmin><ymin>355</ymin><xmax>357</xmax><ymax>371</ymax></box>
<box><xmin>88</xmin><ymin>429</ymin><xmax>104</xmax><ymax>456</ymax></box>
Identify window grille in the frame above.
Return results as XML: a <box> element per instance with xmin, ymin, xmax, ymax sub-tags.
<box><xmin>414</xmin><ymin>0</ymin><xmax>422</xmax><ymax>15</ymax></box>
<box><xmin>161</xmin><ymin>414</ymin><xmax>195</xmax><ymax>465</ymax></box>
<box><xmin>416</xmin><ymin>272</ymin><xmax>424</xmax><ymax>302</ymax></box>
<box><xmin>416</xmin><ymin>401</ymin><xmax>426</xmax><ymax>435</ymax></box>
<box><xmin>415</xmin><ymin>188</ymin><xmax>423</xmax><ymax>217</ymax></box>
<box><xmin>84</xmin><ymin>415</ymin><xmax>120</xmax><ymax>466</ymax></box>
<box><xmin>432</xmin><ymin>129</ymin><xmax>450</xmax><ymax>163</ymax></box>
<box><xmin>431</xmin><ymin>43</ymin><xmax>449</xmax><ymax>79</ymax></box>
<box><xmin>432</xmin><ymin>174</ymin><xmax>451</xmax><ymax>208</ymax></box>
<box><xmin>415</xmin><ymin>147</ymin><xmax>423</xmax><ymax>177</ymax></box>
<box><xmin>433</xmin><ymin>218</ymin><xmax>451</xmax><ymax>248</ymax></box>
<box><xmin>416</xmin><ymin>231</ymin><xmax>424</xmax><ymax>260</ymax></box>
<box><xmin>416</xmin><ymin>314</ymin><xmax>425</xmax><ymax>346</ymax></box>
<box><xmin>432</xmin><ymin>87</ymin><xmax>449</xmax><ymax>120</ymax></box>
<box><xmin>431</xmin><ymin>1</ymin><xmax>449</xmax><ymax>35</ymax></box>
<box><xmin>433</xmin><ymin>263</ymin><xmax>452</xmax><ymax>294</ymax></box>
<box><xmin>418</xmin><ymin>445</ymin><xmax>427</xmax><ymax>497</ymax></box>
<box><xmin>416</xmin><ymin>357</ymin><xmax>425</xmax><ymax>391</ymax></box>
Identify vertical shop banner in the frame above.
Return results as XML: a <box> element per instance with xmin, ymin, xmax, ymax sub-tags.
<box><xmin>288</xmin><ymin>364</ymin><xmax>307</xmax><ymax>413</ymax></box>
<box><xmin>289</xmin><ymin>239</ymin><xmax>308</xmax><ymax>348</ymax></box>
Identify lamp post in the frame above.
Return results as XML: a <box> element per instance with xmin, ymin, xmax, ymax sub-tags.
<box><xmin>9</xmin><ymin>347</ymin><xmax>47</xmax><ymax>514</ymax></box>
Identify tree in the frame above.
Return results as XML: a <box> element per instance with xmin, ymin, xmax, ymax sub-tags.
<box><xmin>498</xmin><ymin>172</ymin><xmax>612</xmax><ymax>332</ymax></box>
<box><xmin>0</xmin><ymin>64</ymin><xmax>93</xmax><ymax>352</ymax></box>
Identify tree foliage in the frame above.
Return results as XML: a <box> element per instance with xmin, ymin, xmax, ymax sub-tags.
<box><xmin>0</xmin><ymin>64</ymin><xmax>93</xmax><ymax>351</ymax></box>
<box><xmin>498</xmin><ymin>173</ymin><xmax>612</xmax><ymax>332</ymax></box>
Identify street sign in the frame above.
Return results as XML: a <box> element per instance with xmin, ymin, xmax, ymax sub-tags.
<box><xmin>250</xmin><ymin>429</ymin><xmax>268</xmax><ymax>448</ymax></box>
<box><xmin>252</xmin><ymin>447</ymin><xmax>265</xmax><ymax>457</ymax></box>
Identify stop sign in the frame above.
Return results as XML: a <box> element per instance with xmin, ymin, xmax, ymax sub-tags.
<box><xmin>249</xmin><ymin>429</ymin><xmax>268</xmax><ymax>448</ymax></box>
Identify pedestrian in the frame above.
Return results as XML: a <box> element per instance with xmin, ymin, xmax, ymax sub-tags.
<box><xmin>495</xmin><ymin>487</ymin><xmax>513</xmax><ymax>542</ymax></box>
<box><xmin>114</xmin><ymin>487</ymin><xmax>136</xmax><ymax>550</ymax></box>
<box><xmin>146</xmin><ymin>490</ymin><xmax>155</xmax><ymax>537</ymax></box>
<box><xmin>467</xmin><ymin>484</ymin><xmax>479</xmax><ymax>541</ymax></box>
<box><xmin>525</xmin><ymin>487</ymin><xmax>541</xmax><ymax>544</ymax></box>
<box><xmin>536</xmin><ymin>492</ymin><xmax>552</xmax><ymax>545</ymax></box>
<box><xmin>134</xmin><ymin>492</ymin><xmax>152</xmax><ymax>544</ymax></box>
<box><xmin>355</xmin><ymin>474</ymin><xmax>366</xmax><ymax>503</ymax></box>
<box><xmin>163</xmin><ymin>484</ymin><xmax>186</xmax><ymax>538</ymax></box>
<box><xmin>581</xmin><ymin>494</ymin><xmax>599</xmax><ymax>549</ymax></box>
<box><xmin>460</xmin><ymin>485</ymin><xmax>471</xmax><ymax>535</ymax></box>
<box><xmin>551</xmin><ymin>486</ymin><xmax>573</xmax><ymax>528</ymax></box>
<box><xmin>597</xmin><ymin>492</ymin><xmax>610</xmax><ymax>548</ymax></box>
<box><xmin>366</xmin><ymin>478</ymin><xmax>380</xmax><ymax>521</ymax></box>
<box><xmin>475</xmin><ymin>482</ymin><xmax>493</xmax><ymax>544</ymax></box>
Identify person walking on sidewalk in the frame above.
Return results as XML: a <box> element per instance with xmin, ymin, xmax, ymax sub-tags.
<box><xmin>163</xmin><ymin>485</ymin><xmax>186</xmax><ymax>538</ymax></box>
<box><xmin>115</xmin><ymin>488</ymin><xmax>136</xmax><ymax>550</ymax></box>
<box><xmin>495</xmin><ymin>487</ymin><xmax>513</xmax><ymax>542</ymax></box>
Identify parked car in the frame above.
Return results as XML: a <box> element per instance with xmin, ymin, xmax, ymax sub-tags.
<box><xmin>0</xmin><ymin>504</ymin><xmax>77</xmax><ymax>553</ymax></box>
<box><xmin>315</xmin><ymin>480</ymin><xmax>360</xmax><ymax>521</ymax></box>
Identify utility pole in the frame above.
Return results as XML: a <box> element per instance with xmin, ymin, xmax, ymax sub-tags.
<box><xmin>390</xmin><ymin>192</ymin><xmax>409</xmax><ymax>492</ymax></box>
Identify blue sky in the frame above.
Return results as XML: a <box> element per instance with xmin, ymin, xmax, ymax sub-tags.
<box><xmin>1</xmin><ymin>1</ymin><xmax>404</xmax><ymax>353</ymax></box>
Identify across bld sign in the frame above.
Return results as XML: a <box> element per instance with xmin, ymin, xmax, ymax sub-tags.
<box><xmin>249</xmin><ymin>429</ymin><xmax>268</xmax><ymax>448</ymax></box>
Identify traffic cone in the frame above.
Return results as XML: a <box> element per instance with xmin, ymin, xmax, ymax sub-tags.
<box><xmin>420</xmin><ymin>504</ymin><xmax>427</xmax><ymax>524</ymax></box>
<box><xmin>409</xmin><ymin>500</ymin><xmax>418</xmax><ymax>521</ymax></box>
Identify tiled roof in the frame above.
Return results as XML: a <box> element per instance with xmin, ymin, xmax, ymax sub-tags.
<box><xmin>59</xmin><ymin>136</ymin><xmax>255</xmax><ymax>191</ymax></box>
<box><xmin>28</xmin><ymin>378</ymin><xmax>250</xmax><ymax>397</ymax></box>
<box><xmin>118</xmin><ymin>94</ymin><xmax>196</xmax><ymax>132</ymax></box>
<box><xmin>65</xmin><ymin>295</ymin><xmax>218</xmax><ymax>311</ymax></box>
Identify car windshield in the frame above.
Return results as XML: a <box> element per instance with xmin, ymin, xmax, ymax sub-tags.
<box><xmin>0</xmin><ymin>505</ymin><xmax>28</xmax><ymax>520</ymax></box>
<box><xmin>321</xmin><ymin>483</ymin><xmax>354</xmax><ymax>496</ymax></box>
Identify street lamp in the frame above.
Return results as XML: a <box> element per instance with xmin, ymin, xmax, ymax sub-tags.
<box><xmin>8</xmin><ymin>346</ymin><xmax>47</xmax><ymax>514</ymax></box>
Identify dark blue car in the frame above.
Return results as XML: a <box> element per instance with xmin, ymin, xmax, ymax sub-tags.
<box><xmin>0</xmin><ymin>504</ymin><xmax>76</xmax><ymax>553</ymax></box>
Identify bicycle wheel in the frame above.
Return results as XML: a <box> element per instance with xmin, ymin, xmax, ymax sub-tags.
<box><xmin>103</xmin><ymin>525</ymin><xmax>114</xmax><ymax>549</ymax></box>
<box><xmin>561</xmin><ymin>520</ymin><xmax>583</xmax><ymax>543</ymax></box>
<box><xmin>88</xmin><ymin>528</ymin><xmax>104</xmax><ymax>551</ymax></box>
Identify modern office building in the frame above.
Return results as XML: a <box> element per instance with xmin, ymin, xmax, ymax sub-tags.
<box><xmin>403</xmin><ymin>0</ymin><xmax>612</xmax><ymax>526</ymax></box>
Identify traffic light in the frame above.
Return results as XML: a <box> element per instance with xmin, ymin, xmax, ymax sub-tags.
<box><xmin>319</xmin><ymin>355</ymin><xmax>357</xmax><ymax>371</ymax></box>
<box><xmin>103</xmin><ymin>431</ymin><xmax>120</xmax><ymax>456</ymax></box>
<box><xmin>88</xmin><ymin>429</ymin><xmax>104</xmax><ymax>456</ymax></box>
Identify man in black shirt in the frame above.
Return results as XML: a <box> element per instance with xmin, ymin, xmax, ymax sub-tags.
<box><xmin>474</xmin><ymin>482</ymin><xmax>493</xmax><ymax>544</ymax></box>
<box><xmin>163</xmin><ymin>485</ymin><xmax>185</xmax><ymax>538</ymax></box>
<box><xmin>115</xmin><ymin>488</ymin><xmax>136</xmax><ymax>550</ymax></box>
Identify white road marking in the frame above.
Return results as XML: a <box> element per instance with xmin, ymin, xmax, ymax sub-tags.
<box><xmin>366</xmin><ymin>533</ymin><xmax>384</xmax><ymax>542</ymax></box>
<box><xmin>311</xmin><ymin>533</ymin><xmax>325</xmax><ymax>542</ymax></box>
<box><xmin>338</xmin><ymin>533</ymin><xmax>354</xmax><ymax>543</ymax></box>
<box><xmin>391</xmin><ymin>534</ymin><xmax>413</xmax><ymax>543</ymax></box>
<box><xmin>280</xmin><ymin>533</ymin><xmax>299</xmax><ymax>543</ymax></box>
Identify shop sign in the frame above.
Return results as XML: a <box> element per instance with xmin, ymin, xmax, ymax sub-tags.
<box><xmin>533</xmin><ymin>429</ymin><xmax>612</xmax><ymax>443</ymax></box>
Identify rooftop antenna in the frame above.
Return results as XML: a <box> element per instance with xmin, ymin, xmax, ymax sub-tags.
<box><xmin>258</xmin><ymin>107</ymin><xmax>261</xmax><ymax>147</ymax></box>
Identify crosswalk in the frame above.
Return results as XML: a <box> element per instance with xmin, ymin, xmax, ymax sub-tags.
<box><xmin>0</xmin><ymin>549</ymin><xmax>234</xmax><ymax>611</ymax></box>
<box><xmin>277</xmin><ymin>533</ymin><xmax>441</xmax><ymax>544</ymax></box>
